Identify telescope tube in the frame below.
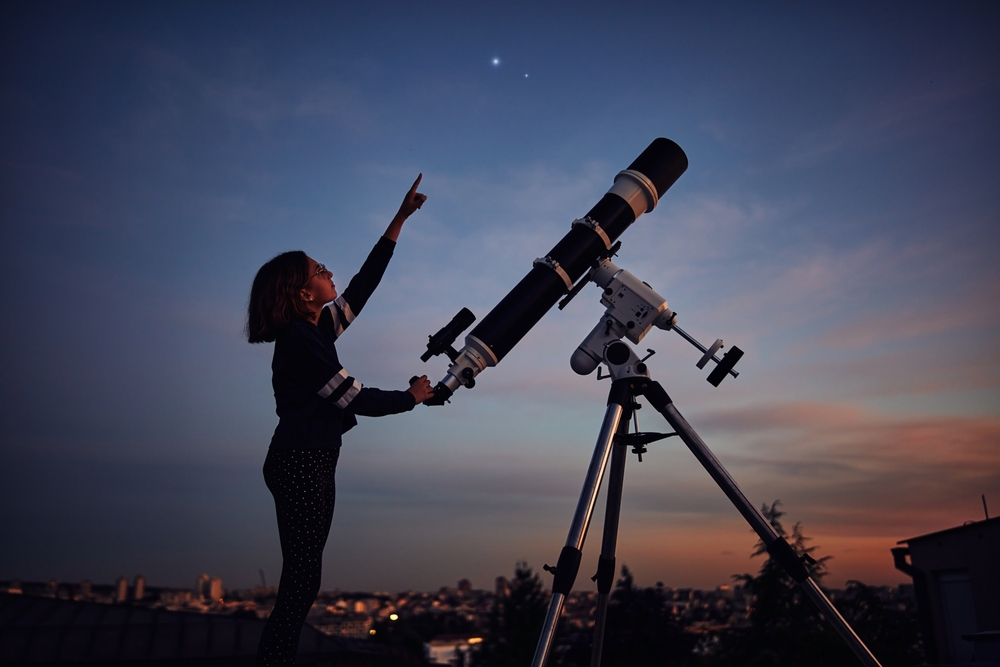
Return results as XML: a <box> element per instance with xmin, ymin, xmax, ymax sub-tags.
<box><xmin>436</xmin><ymin>138</ymin><xmax>688</xmax><ymax>398</ymax></box>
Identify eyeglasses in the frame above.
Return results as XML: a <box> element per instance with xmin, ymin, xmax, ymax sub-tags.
<box><xmin>303</xmin><ymin>263</ymin><xmax>332</xmax><ymax>287</ymax></box>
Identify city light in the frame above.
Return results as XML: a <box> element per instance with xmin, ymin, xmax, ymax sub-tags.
<box><xmin>389</xmin><ymin>613</ymin><xmax>398</xmax><ymax>621</ymax></box>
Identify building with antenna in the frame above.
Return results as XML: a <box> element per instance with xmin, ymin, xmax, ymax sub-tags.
<box><xmin>893</xmin><ymin>516</ymin><xmax>1000</xmax><ymax>665</ymax></box>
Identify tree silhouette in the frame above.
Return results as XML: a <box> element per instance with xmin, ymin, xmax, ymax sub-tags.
<box><xmin>705</xmin><ymin>501</ymin><xmax>851</xmax><ymax>667</ymax></box>
<box><xmin>470</xmin><ymin>562</ymin><xmax>549</xmax><ymax>667</ymax></box>
<box><xmin>597</xmin><ymin>565</ymin><xmax>697</xmax><ymax>667</ymax></box>
<box><xmin>836</xmin><ymin>580</ymin><xmax>924</xmax><ymax>667</ymax></box>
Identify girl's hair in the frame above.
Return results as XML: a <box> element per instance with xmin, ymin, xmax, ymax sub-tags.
<box><xmin>246</xmin><ymin>250</ymin><xmax>313</xmax><ymax>343</ymax></box>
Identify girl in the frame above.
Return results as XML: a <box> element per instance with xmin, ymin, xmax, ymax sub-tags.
<box><xmin>246</xmin><ymin>175</ymin><xmax>434</xmax><ymax>666</ymax></box>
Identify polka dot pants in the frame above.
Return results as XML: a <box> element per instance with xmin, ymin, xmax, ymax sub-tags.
<box><xmin>257</xmin><ymin>447</ymin><xmax>340</xmax><ymax>667</ymax></box>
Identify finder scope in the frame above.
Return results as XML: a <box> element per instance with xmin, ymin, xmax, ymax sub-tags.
<box><xmin>422</xmin><ymin>138</ymin><xmax>688</xmax><ymax>404</ymax></box>
<box><xmin>420</xmin><ymin>307</ymin><xmax>476</xmax><ymax>363</ymax></box>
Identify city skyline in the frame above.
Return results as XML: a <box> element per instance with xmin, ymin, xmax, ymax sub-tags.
<box><xmin>1</xmin><ymin>2</ymin><xmax>998</xmax><ymax>593</ymax></box>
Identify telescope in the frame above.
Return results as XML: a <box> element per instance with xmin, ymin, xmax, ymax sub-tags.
<box><xmin>419</xmin><ymin>139</ymin><xmax>884</xmax><ymax>667</ymax></box>
<box><xmin>421</xmin><ymin>138</ymin><xmax>689</xmax><ymax>403</ymax></box>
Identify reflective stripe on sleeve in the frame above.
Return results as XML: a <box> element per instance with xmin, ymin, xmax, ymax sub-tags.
<box><xmin>334</xmin><ymin>379</ymin><xmax>362</xmax><ymax>409</ymax></box>
<box><xmin>336</xmin><ymin>296</ymin><xmax>356</xmax><ymax>324</ymax></box>
<box><xmin>318</xmin><ymin>368</ymin><xmax>349</xmax><ymax>399</ymax></box>
<box><xmin>327</xmin><ymin>297</ymin><xmax>356</xmax><ymax>338</ymax></box>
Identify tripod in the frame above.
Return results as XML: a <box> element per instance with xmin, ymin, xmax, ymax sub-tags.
<box><xmin>529</xmin><ymin>369</ymin><xmax>883</xmax><ymax>667</ymax></box>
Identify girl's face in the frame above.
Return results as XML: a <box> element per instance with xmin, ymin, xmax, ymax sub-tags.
<box><xmin>301</xmin><ymin>257</ymin><xmax>337</xmax><ymax>305</ymax></box>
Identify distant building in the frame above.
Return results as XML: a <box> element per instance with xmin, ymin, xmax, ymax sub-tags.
<box><xmin>426</xmin><ymin>634</ymin><xmax>482</xmax><ymax>665</ymax></box>
<box><xmin>893</xmin><ymin>516</ymin><xmax>1000</xmax><ymax>665</ymax></box>
<box><xmin>494</xmin><ymin>576</ymin><xmax>508</xmax><ymax>598</ymax></box>
<box><xmin>195</xmin><ymin>573</ymin><xmax>210</xmax><ymax>600</ymax></box>
<box><xmin>314</xmin><ymin>613</ymin><xmax>373</xmax><ymax>638</ymax></box>
<box><xmin>115</xmin><ymin>576</ymin><xmax>128</xmax><ymax>604</ymax></box>
<box><xmin>457</xmin><ymin>579</ymin><xmax>472</xmax><ymax>592</ymax></box>
<box><xmin>157</xmin><ymin>587</ymin><xmax>196</xmax><ymax>607</ymax></box>
<box><xmin>132</xmin><ymin>575</ymin><xmax>145</xmax><ymax>602</ymax></box>
<box><xmin>208</xmin><ymin>577</ymin><xmax>223</xmax><ymax>603</ymax></box>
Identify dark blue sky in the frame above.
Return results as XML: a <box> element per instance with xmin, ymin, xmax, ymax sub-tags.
<box><xmin>2</xmin><ymin>1</ymin><xmax>998</xmax><ymax>592</ymax></box>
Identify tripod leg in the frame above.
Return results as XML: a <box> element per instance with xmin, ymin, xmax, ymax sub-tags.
<box><xmin>531</xmin><ymin>379</ymin><xmax>632</xmax><ymax>667</ymax></box>
<box><xmin>641</xmin><ymin>381</ymin><xmax>883</xmax><ymax>667</ymax></box>
<box><xmin>590</xmin><ymin>424</ymin><xmax>629</xmax><ymax>667</ymax></box>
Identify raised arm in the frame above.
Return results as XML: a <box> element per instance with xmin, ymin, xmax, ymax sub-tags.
<box><xmin>383</xmin><ymin>173</ymin><xmax>427</xmax><ymax>242</ymax></box>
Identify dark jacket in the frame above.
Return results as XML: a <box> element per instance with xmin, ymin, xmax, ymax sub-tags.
<box><xmin>269</xmin><ymin>237</ymin><xmax>415</xmax><ymax>450</ymax></box>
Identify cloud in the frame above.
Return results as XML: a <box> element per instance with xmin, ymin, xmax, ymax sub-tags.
<box><xmin>692</xmin><ymin>400</ymin><xmax>1000</xmax><ymax>533</ymax></box>
<box><xmin>814</xmin><ymin>278</ymin><xmax>1000</xmax><ymax>351</ymax></box>
<box><xmin>136</xmin><ymin>45</ymin><xmax>380</xmax><ymax>134</ymax></box>
<box><xmin>292</xmin><ymin>82</ymin><xmax>378</xmax><ymax>133</ymax></box>
<box><xmin>780</xmin><ymin>78</ymin><xmax>989</xmax><ymax>168</ymax></box>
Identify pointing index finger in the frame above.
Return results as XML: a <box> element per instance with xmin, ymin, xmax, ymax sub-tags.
<box><xmin>410</xmin><ymin>173</ymin><xmax>422</xmax><ymax>192</ymax></box>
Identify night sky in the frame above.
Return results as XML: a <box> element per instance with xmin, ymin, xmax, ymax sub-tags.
<box><xmin>2</xmin><ymin>1</ymin><xmax>998</xmax><ymax>594</ymax></box>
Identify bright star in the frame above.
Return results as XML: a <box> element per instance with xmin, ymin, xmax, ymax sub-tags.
<box><xmin>492</xmin><ymin>57</ymin><xmax>500</xmax><ymax>66</ymax></box>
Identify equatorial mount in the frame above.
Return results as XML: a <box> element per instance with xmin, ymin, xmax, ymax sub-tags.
<box><xmin>559</xmin><ymin>248</ymin><xmax>743</xmax><ymax>386</ymax></box>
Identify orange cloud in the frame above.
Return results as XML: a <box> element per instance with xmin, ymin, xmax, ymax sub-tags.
<box><xmin>696</xmin><ymin>401</ymin><xmax>1000</xmax><ymax>535</ymax></box>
